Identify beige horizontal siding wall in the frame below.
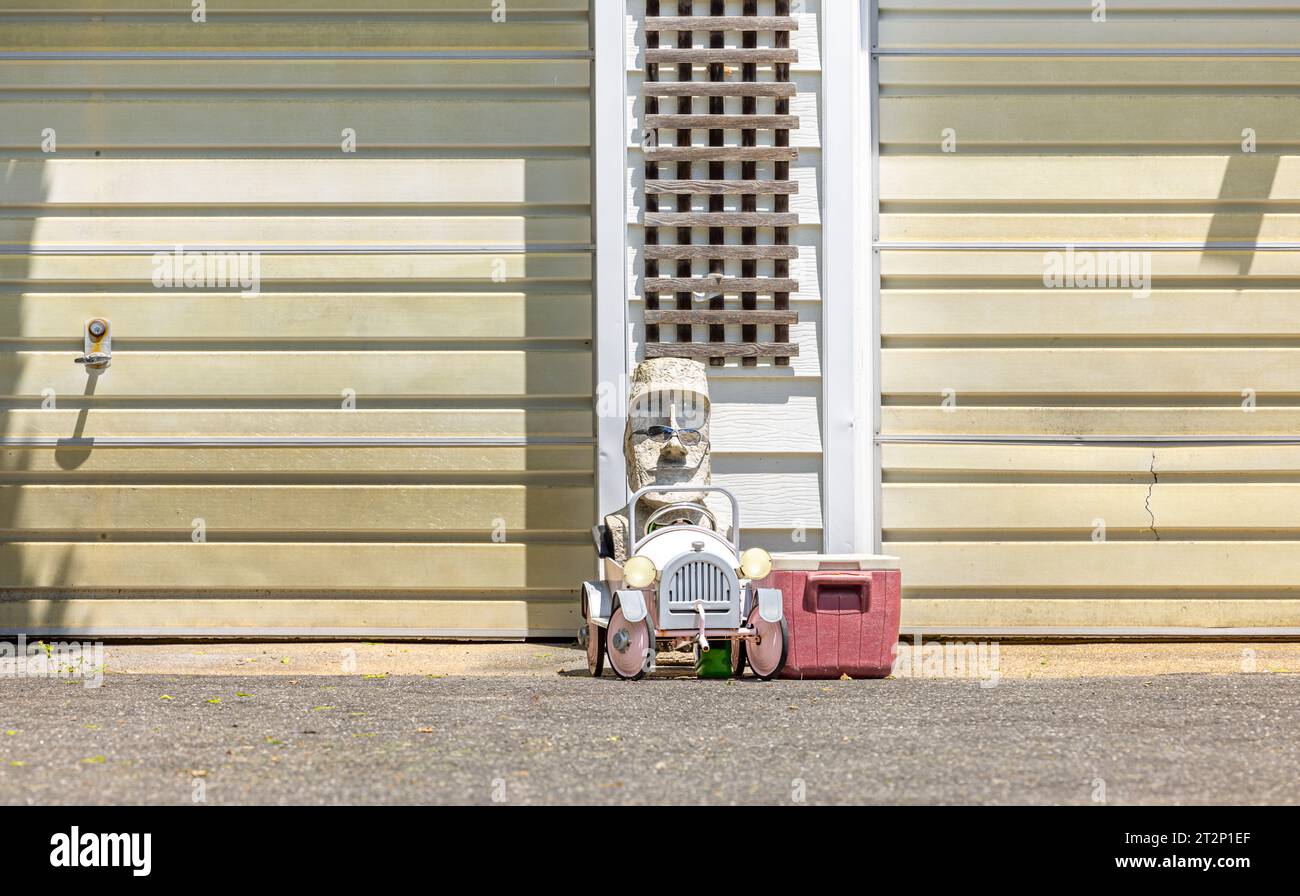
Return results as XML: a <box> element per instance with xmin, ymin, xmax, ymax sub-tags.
<box><xmin>877</xmin><ymin>0</ymin><xmax>1300</xmax><ymax>632</ymax></box>
<box><xmin>627</xmin><ymin>0</ymin><xmax>825</xmax><ymax>550</ymax></box>
<box><xmin>0</xmin><ymin>0</ymin><xmax>594</xmax><ymax>637</ymax></box>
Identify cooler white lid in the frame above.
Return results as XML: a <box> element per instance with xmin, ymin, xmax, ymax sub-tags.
<box><xmin>769</xmin><ymin>553</ymin><xmax>900</xmax><ymax>571</ymax></box>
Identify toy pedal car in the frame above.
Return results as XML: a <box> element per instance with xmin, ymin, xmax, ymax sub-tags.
<box><xmin>579</xmin><ymin>485</ymin><xmax>788</xmax><ymax>681</ymax></box>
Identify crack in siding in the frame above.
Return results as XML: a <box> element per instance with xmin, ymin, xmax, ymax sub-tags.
<box><xmin>1144</xmin><ymin>452</ymin><xmax>1160</xmax><ymax>542</ymax></box>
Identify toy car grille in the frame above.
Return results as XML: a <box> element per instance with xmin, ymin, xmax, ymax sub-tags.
<box><xmin>663</xmin><ymin>558</ymin><xmax>734</xmax><ymax>608</ymax></box>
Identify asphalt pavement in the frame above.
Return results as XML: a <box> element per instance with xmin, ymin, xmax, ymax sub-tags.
<box><xmin>1</xmin><ymin>671</ymin><xmax>1297</xmax><ymax>805</ymax></box>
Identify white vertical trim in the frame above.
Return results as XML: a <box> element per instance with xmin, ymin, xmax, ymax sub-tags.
<box><xmin>821</xmin><ymin>0</ymin><xmax>870</xmax><ymax>553</ymax></box>
<box><xmin>866</xmin><ymin>0</ymin><xmax>882</xmax><ymax>553</ymax></box>
<box><xmin>592</xmin><ymin>0</ymin><xmax>630</xmax><ymax>525</ymax></box>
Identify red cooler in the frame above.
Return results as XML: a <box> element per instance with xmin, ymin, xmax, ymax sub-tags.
<box><xmin>759</xmin><ymin>555</ymin><xmax>901</xmax><ymax>680</ymax></box>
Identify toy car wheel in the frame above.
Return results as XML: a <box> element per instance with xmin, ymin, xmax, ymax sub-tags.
<box><xmin>585</xmin><ymin>620</ymin><xmax>605</xmax><ymax>677</ymax></box>
<box><xmin>730</xmin><ymin>637</ymin><xmax>747</xmax><ymax>678</ymax></box>
<box><xmin>745</xmin><ymin>606</ymin><xmax>788</xmax><ymax>681</ymax></box>
<box><xmin>606</xmin><ymin>603</ymin><xmax>653</xmax><ymax>681</ymax></box>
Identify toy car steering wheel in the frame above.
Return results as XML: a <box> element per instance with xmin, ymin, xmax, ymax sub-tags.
<box><xmin>643</xmin><ymin>502</ymin><xmax>719</xmax><ymax>533</ymax></box>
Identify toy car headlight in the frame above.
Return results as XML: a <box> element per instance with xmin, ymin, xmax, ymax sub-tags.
<box><xmin>624</xmin><ymin>555</ymin><xmax>658</xmax><ymax>589</ymax></box>
<box><xmin>739</xmin><ymin>548</ymin><xmax>772</xmax><ymax>580</ymax></box>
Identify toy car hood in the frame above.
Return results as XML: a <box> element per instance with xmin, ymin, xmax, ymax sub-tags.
<box><xmin>631</xmin><ymin>524</ymin><xmax>738</xmax><ymax>573</ymax></box>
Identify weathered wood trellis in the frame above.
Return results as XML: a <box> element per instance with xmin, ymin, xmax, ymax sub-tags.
<box><xmin>641</xmin><ymin>0</ymin><xmax>800</xmax><ymax>367</ymax></box>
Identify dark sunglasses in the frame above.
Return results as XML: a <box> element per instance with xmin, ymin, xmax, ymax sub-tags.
<box><xmin>635</xmin><ymin>425</ymin><xmax>706</xmax><ymax>447</ymax></box>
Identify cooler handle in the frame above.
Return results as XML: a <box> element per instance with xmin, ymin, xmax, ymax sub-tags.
<box><xmin>804</xmin><ymin>571</ymin><xmax>872</xmax><ymax>614</ymax></box>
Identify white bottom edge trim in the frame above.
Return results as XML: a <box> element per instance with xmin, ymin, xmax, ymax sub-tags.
<box><xmin>901</xmin><ymin>627</ymin><xmax>1300</xmax><ymax>639</ymax></box>
<box><xmin>0</xmin><ymin>627</ymin><xmax>574</xmax><ymax>640</ymax></box>
<box><xmin>6</xmin><ymin>626</ymin><xmax>1297</xmax><ymax>641</ymax></box>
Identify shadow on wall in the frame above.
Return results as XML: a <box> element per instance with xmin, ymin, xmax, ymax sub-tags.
<box><xmin>1201</xmin><ymin>152</ymin><xmax>1281</xmax><ymax>275</ymax></box>
<box><xmin>1</xmin><ymin>156</ymin><xmax>93</xmax><ymax>635</ymax></box>
<box><xmin>0</xmin><ymin>157</ymin><xmax>40</xmax><ymax>632</ymax></box>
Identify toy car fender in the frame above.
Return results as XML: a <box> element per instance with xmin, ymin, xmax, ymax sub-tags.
<box><xmin>754</xmin><ymin>587</ymin><xmax>784</xmax><ymax>624</ymax></box>
<box><xmin>582</xmin><ymin>580</ymin><xmax>612</xmax><ymax>622</ymax></box>
<box><xmin>613</xmin><ymin>589</ymin><xmax>649</xmax><ymax>623</ymax></box>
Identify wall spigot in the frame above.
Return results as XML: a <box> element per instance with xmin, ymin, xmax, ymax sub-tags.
<box><xmin>75</xmin><ymin>318</ymin><xmax>111</xmax><ymax>370</ymax></box>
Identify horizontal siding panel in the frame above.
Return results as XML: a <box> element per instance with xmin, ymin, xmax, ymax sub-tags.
<box><xmin>1</xmin><ymin>254</ymin><xmax>591</xmax><ymax>283</ymax></box>
<box><xmin>0</xmin><ymin>159</ymin><xmax>590</xmax><ymax>207</ymax></box>
<box><xmin>879</xmin><ymin>0</ymin><xmax>1300</xmax><ymax>8</ymax></box>
<box><xmin>885</xmin><ymin>483</ymin><xmax>1300</xmax><ymax>532</ymax></box>
<box><xmin>0</xmin><ymin>21</ymin><xmax>589</xmax><ymax>52</ymax></box>
<box><xmin>712</xmin><ymin>457</ymin><xmax>823</xmax><ymax>530</ymax></box>
<box><xmin>881</xmin><ymin>153</ymin><xmax>1300</xmax><ymax>248</ymax></box>
<box><xmin>0</xmin><ymin>484</ymin><xmax>592</xmax><ymax>533</ymax></box>
<box><xmin>880</xmin><ymin>156</ymin><xmax>1300</xmax><ymax>203</ymax></box>
<box><xmin>0</xmin><ymin>542</ymin><xmax>590</xmax><ymax>593</ymax></box>
<box><xmin>0</xmin><ymin>293</ymin><xmax>593</xmax><ymax>342</ymax></box>
<box><xmin>881</xmin><ymin>215</ymin><xmax>1300</xmax><ymax>245</ymax></box>
<box><xmin>0</xmin><ymin>351</ymin><xmax>593</xmax><ymax>398</ymax></box>
<box><xmin>0</xmin><ymin>0</ymin><xmax>590</xmax><ymax>14</ymax></box>
<box><xmin>0</xmin><ymin>597</ymin><xmax>581</xmax><ymax>638</ymax></box>
<box><xmin>0</xmin><ymin>60</ymin><xmax>591</xmax><ymax>91</ymax></box>
<box><xmin>877</xmin><ymin>3</ymin><xmax>1300</xmax><ymax>51</ymax></box>
<box><xmin>891</xmin><ymin>541</ymin><xmax>1300</xmax><ymax>590</ymax></box>
<box><xmin>1</xmin><ymin>218</ymin><xmax>591</xmax><ymax>251</ymax></box>
<box><xmin>0</xmin><ymin>409</ymin><xmax>593</xmax><ymax>440</ymax></box>
<box><xmin>0</xmin><ymin>445</ymin><xmax>593</xmax><ymax>476</ymax></box>
<box><xmin>883</xmin><ymin>348</ymin><xmax>1300</xmax><ymax>395</ymax></box>
<box><xmin>883</xmin><ymin>442</ymin><xmax>1300</xmax><ymax>477</ymax></box>
<box><xmin>7</xmin><ymin>0</ymin><xmax>587</xmax><ymax>8</ymax></box>
<box><xmin>880</xmin><ymin>97</ymin><xmax>1300</xmax><ymax>147</ymax></box>
<box><xmin>880</xmin><ymin>56</ymin><xmax>1300</xmax><ymax>87</ymax></box>
<box><xmin>883</xmin><ymin>407</ymin><xmax>1300</xmax><ymax>437</ymax></box>
<box><xmin>741</xmin><ymin>529</ymin><xmax>824</xmax><ymax>554</ymax></box>
<box><xmin>882</xmin><ymin>290</ymin><xmax>1300</xmax><ymax>338</ymax></box>
<box><xmin>881</xmin><ymin>250</ymin><xmax>1300</xmax><ymax>280</ymax></box>
<box><xmin>0</xmin><ymin>99</ymin><xmax>590</xmax><ymax>149</ymax></box>
<box><xmin>707</xmin><ymin>377</ymin><xmax>823</xmax><ymax>453</ymax></box>
<box><xmin>886</xmin><ymin>483</ymin><xmax>1159</xmax><ymax>533</ymax></box>
<box><xmin>901</xmin><ymin>598</ymin><xmax>1300</xmax><ymax>631</ymax></box>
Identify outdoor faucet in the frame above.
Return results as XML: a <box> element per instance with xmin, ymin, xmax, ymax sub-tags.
<box><xmin>74</xmin><ymin>318</ymin><xmax>112</xmax><ymax>371</ymax></box>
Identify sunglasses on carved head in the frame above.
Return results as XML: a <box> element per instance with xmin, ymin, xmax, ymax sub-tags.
<box><xmin>635</xmin><ymin>425</ymin><xmax>706</xmax><ymax>447</ymax></box>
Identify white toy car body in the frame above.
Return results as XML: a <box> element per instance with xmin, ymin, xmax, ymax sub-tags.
<box><xmin>580</xmin><ymin>485</ymin><xmax>788</xmax><ymax>680</ymax></box>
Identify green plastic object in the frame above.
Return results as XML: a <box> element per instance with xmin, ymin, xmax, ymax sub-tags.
<box><xmin>695</xmin><ymin>643</ymin><xmax>733</xmax><ymax>679</ymax></box>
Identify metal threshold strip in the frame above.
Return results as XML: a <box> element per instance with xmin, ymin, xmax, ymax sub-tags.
<box><xmin>0</xmin><ymin>51</ymin><xmax>593</xmax><ymax>61</ymax></box>
<box><xmin>0</xmin><ymin>627</ymin><xmax>569</xmax><ymax>640</ymax></box>
<box><xmin>875</xmin><ymin>48</ymin><xmax>1300</xmax><ymax>57</ymax></box>
<box><xmin>0</xmin><ymin>436</ymin><xmax>595</xmax><ymax>448</ymax></box>
<box><xmin>1</xmin><ymin>245</ymin><xmax>594</xmax><ymax>256</ymax></box>
<box><xmin>6</xmin><ymin>625</ymin><xmax>1296</xmax><ymax>640</ymax></box>
<box><xmin>877</xmin><ymin>435</ymin><xmax>1300</xmax><ymax>446</ymax></box>
<box><xmin>875</xmin><ymin>242</ymin><xmax>1300</xmax><ymax>251</ymax></box>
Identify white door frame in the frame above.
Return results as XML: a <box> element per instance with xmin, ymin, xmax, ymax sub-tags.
<box><xmin>592</xmin><ymin>0</ymin><xmax>631</xmax><ymax>522</ymax></box>
<box><xmin>820</xmin><ymin>0</ymin><xmax>875</xmax><ymax>553</ymax></box>
<box><xmin>590</xmin><ymin>1</ymin><xmax>879</xmax><ymax>552</ymax></box>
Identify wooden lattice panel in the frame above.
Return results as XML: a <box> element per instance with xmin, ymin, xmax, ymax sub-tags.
<box><xmin>641</xmin><ymin>0</ymin><xmax>800</xmax><ymax>367</ymax></box>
